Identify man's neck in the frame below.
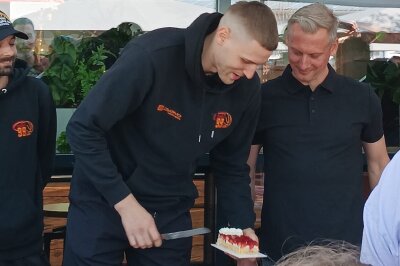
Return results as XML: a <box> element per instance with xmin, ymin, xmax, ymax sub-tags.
<box><xmin>201</xmin><ymin>32</ymin><xmax>217</xmax><ymax>74</ymax></box>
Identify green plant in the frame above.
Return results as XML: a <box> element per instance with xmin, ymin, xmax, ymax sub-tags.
<box><xmin>366</xmin><ymin>60</ymin><xmax>400</xmax><ymax>104</ymax></box>
<box><xmin>56</xmin><ymin>131</ymin><xmax>71</xmax><ymax>153</ymax></box>
<box><xmin>42</xmin><ymin>36</ymin><xmax>78</xmax><ymax>107</ymax></box>
<box><xmin>76</xmin><ymin>44</ymin><xmax>109</xmax><ymax>98</ymax></box>
<box><xmin>42</xmin><ymin>37</ymin><xmax>113</xmax><ymax>107</ymax></box>
<box><xmin>42</xmin><ymin>22</ymin><xmax>143</xmax><ymax>107</ymax></box>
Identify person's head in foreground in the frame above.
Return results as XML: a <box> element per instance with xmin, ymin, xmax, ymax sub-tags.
<box><xmin>205</xmin><ymin>1</ymin><xmax>278</xmax><ymax>85</ymax></box>
<box><xmin>275</xmin><ymin>241</ymin><xmax>368</xmax><ymax>266</ymax></box>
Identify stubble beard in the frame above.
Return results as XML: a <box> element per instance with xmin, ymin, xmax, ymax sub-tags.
<box><xmin>0</xmin><ymin>57</ymin><xmax>15</xmax><ymax>76</ymax></box>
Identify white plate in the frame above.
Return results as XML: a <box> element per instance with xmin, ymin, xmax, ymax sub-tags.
<box><xmin>211</xmin><ymin>244</ymin><xmax>268</xmax><ymax>259</ymax></box>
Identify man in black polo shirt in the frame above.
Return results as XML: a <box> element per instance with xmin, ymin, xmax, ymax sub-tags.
<box><xmin>248</xmin><ymin>3</ymin><xmax>390</xmax><ymax>263</ymax></box>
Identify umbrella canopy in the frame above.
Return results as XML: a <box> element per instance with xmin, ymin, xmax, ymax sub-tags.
<box><xmin>262</xmin><ymin>0</ymin><xmax>400</xmax><ymax>8</ymax></box>
<box><xmin>339</xmin><ymin>8</ymin><xmax>400</xmax><ymax>32</ymax></box>
<box><xmin>15</xmin><ymin>0</ymin><xmax>214</xmax><ymax>31</ymax></box>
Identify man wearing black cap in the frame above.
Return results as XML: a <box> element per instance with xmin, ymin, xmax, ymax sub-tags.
<box><xmin>0</xmin><ymin>11</ymin><xmax>56</xmax><ymax>265</ymax></box>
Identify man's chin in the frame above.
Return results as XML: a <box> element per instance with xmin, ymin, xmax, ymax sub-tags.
<box><xmin>221</xmin><ymin>79</ymin><xmax>235</xmax><ymax>85</ymax></box>
<box><xmin>0</xmin><ymin>67</ymin><xmax>14</xmax><ymax>76</ymax></box>
<box><xmin>292</xmin><ymin>72</ymin><xmax>311</xmax><ymax>85</ymax></box>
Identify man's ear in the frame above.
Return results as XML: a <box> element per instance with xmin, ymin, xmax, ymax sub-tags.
<box><xmin>330</xmin><ymin>39</ymin><xmax>339</xmax><ymax>56</ymax></box>
<box><xmin>216</xmin><ymin>26</ymin><xmax>231</xmax><ymax>46</ymax></box>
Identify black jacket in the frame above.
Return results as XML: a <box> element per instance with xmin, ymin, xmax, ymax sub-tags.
<box><xmin>0</xmin><ymin>61</ymin><xmax>56</xmax><ymax>259</ymax></box>
<box><xmin>67</xmin><ymin>13</ymin><xmax>260</xmax><ymax>229</ymax></box>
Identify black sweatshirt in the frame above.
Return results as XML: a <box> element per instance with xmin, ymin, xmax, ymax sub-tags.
<box><xmin>0</xmin><ymin>61</ymin><xmax>56</xmax><ymax>259</ymax></box>
<box><xmin>67</xmin><ymin>13</ymin><xmax>260</xmax><ymax>229</ymax></box>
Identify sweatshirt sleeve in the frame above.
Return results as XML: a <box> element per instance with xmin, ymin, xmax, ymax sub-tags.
<box><xmin>37</xmin><ymin>81</ymin><xmax>57</xmax><ymax>188</ymax></box>
<box><xmin>66</xmin><ymin>42</ymin><xmax>154</xmax><ymax>206</ymax></box>
<box><xmin>210</xmin><ymin>84</ymin><xmax>261</xmax><ymax>229</ymax></box>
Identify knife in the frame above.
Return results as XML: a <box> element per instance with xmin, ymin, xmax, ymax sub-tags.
<box><xmin>161</xmin><ymin>227</ymin><xmax>211</xmax><ymax>240</ymax></box>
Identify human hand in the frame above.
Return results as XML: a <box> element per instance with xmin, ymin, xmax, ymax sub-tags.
<box><xmin>229</xmin><ymin>228</ymin><xmax>259</xmax><ymax>265</ymax></box>
<box><xmin>237</xmin><ymin>259</ymin><xmax>258</xmax><ymax>266</ymax></box>
<box><xmin>114</xmin><ymin>194</ymin><xmax>162</xmax><ymax>249</ymax></box>
<box><xmin>242</xmin><ymin>228</ymin><xmax>258</xmax><ymax>242</ymax></box>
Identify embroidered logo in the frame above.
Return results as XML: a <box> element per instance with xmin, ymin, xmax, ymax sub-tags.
<box><xmin>157</xmin><ymin>104</ymin><xmax>182</xmax><ymax>121</ymax></box>
<box><xmin>12</xmin><ymin>121</ymin><xmax>34</xmax><ymax>138</ymax></box>
<box><xmin>213</xmin><ymin>112</ymin><xmax>232</xmax><ymax>129</ymax></box>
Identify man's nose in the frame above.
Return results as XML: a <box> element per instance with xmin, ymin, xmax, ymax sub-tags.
<box><xmin>2</xmin><ymin>45</ymin><xmax>15</xmax><ymax>57</ymax></box>
<box><xmin>243</xmin><ymin>64</ymin><xmax>258</xmax><ymax>79</ymax></box>
<box><xmin>299</xmin><ymin>55</ymin><xmax>310</xmax><ymax>69</ymax></box>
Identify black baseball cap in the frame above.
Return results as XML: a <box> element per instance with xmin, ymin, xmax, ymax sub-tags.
<box><xmin>0</xmin><ymin>11</ymin><xmax>28</xmax><ymax>41</ymax></box>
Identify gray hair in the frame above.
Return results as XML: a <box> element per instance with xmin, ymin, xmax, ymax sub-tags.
<box><xmin>13</xmin><ymin>17</ymin><xmax>35</xmax><ymax>30</ymax></box>
<box><xmin>275</xmin><ymin>241</ymin><xmax>367</xmax><ymax>266</ymax></box>
<box><xmin>285</xmin><ymin>3</ymin><xmax>338</xmax><ymax>44</ymax></box>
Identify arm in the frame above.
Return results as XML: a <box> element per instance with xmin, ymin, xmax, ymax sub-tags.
<box><xmin>37</xmin><ymin>81</ymin><xmax>57</xmax><ymax>187</ymax></box>
<box><xmin>363</xmin><ymin>135</ymin><xmax>390</xmax><ymax>189</ymax></box>
<box><xmin>115</xmin><ymin>194</ymin><xmax>162</xmax><ymax>248</ymax></box>
<box><xmin>66</xmin><ymin>43</ymin><xmax>161</xmax><ymax>248</ymax></box>
<box><xmin>247</xmin><ymin>144</ymin><xmax>261</xmax><ymax>201</ymax></box>
<box><xmin>211</xmin><ymin>84</ymin><xmax>261</xmax><ymax>230</ymax></box>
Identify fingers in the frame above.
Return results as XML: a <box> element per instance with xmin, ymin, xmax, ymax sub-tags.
<box><xmin>128</xmin><ymin>224</ymin><xmax>162</xmax><ymax>249</ymax></box>
<box><xmin>242</xmin><ymin>228</ymin><xmax>258</xmax><ymax>242</ymax></box>
<box><xmin>149</xmin><ymin>227</ymin><xmax>162</xmax><ymax>247</ymax></box>
<box><xmin>237</xmin><ymin>258</ymin><xmax>258</xmax><ymax>266</ymax></box>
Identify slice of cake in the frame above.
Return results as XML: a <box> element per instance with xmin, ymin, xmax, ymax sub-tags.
<box><xmin>216</xmin><ymin>227</ymin><xmax>259</xmax><ymax>254</ymax></box>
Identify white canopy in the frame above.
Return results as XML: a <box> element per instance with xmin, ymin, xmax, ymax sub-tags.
<box><xmin>13</xmin><ymin>0</ymin><xmax>214</xmax><ymax>31</ymax></box>
<box><xmin>262</xmin><ymin>0</ymin><xmax>400</xmax><ymax>8</ymax></box>
<box><xmin>339</xmin><ymin>8</ymin><xmax>400</xmax><ymax>32</ymax></box>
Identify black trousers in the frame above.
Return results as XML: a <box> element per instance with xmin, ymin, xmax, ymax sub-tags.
<box><xmin>0</xmin><ymin>253</ymin><xmax>49</xmax><ymax>266</ymax></box>
<box><xmin>63</xmin><ymin>201</ymin><xmax>192</xmax><ymax>266</ymax></box>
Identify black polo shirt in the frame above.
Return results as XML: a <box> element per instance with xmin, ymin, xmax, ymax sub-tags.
<box><xmin>254</xmin><ymin>64</ymin><xmax>383</xmax><ymax>261</ymax></box>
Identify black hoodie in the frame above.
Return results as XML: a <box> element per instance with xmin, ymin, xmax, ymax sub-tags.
<box><xmin>0</xmin><ymin>61</ymin><xmax>56</xmax><ymax>259</ymax></box>
<box><xmin>67</xmin><ymin>13</ymin><xmax>260</xmax><ymax>229</ymax></box>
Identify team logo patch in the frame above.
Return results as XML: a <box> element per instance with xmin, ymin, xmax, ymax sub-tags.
<box><xmin>157</xmin><ymin>104</ymin><xmax>182</xmax><ymax>121</ymax></box>
<box><xmin>213</xmin><ymin>112</ymin><xmax>232</xmax><ymax>129</ymax></box>
<box><xmin>12</xmin><ymin>120</ymin><xmax>34</xmax><ymax>138</ymax></box>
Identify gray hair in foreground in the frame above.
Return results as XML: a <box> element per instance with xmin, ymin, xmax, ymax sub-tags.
<box><xmin>275</xmin><ymin>240</ymin><xmax>368</xmax><ymax>266</ymax></box>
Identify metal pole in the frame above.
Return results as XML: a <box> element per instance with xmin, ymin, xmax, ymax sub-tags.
<box><xmin>216</xmin><ymin>0</ymin><xmax>231</xmax><ymax>13</ymax></box>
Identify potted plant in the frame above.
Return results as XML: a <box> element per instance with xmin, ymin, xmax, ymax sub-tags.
<box><xmin>366</xmin><ymin>58</ymin><xmax>400</xmax><ymax>146</ymax></box>
<box><xmin>42</xmin><ymin>22</ymin><xmax>143</xmax><ymax>153</ymax></box>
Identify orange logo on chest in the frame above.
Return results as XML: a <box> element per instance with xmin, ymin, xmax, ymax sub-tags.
<box><xmin>213</xmin><ymin>112</ymin><xmax>232</xmax><ymax>129</ymax></box>
<box><xmin>157</xmin><ymin>105</ymin><xmax>182</xmax><ymax>120</ymax></box>
<box><xmin>12</xmin><ymin>121</ymin><xmax>34</xmax><ymax>138</ymax></box>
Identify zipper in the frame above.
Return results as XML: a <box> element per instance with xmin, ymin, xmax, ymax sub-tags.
<box><xmin>198</xmin><ymin>89</ymin><xmax>206</xmax><ymax>143</ymax></box>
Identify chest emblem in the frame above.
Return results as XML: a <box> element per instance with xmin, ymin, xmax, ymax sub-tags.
<box><xmin>12</xmin><ymin>120</ymin><xmax>34</xmax><ymax>138</ymax></box>
<box><xmin>213</xmin><ymin>112</ymin><xmax>232</xmax><ymax>129</ymax></box>
<box><xmin>157</xmin><ymin>104</ymin><xmax>182</xmax><ymax>121</ymax></box>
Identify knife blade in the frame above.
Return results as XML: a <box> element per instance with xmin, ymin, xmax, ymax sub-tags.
<box><xmin>161</xmin><ymin>227</ymin><xmax>211</xmax><ymax>240</ymax></box>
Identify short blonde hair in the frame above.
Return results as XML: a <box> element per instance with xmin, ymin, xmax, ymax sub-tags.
<box><xmin>224</xmin><ymin>1</ymin><xmax>279</xmax><ymax>51</ymax></box>
<box><xmin>285</xmin><ymin>3</ymin><xmax>338</xmax><ymax>44</ymax></box>
<box><xmin>275</xmin><ymin>241</ymin><xmax>366</xmax><ymax>266</ymax></box>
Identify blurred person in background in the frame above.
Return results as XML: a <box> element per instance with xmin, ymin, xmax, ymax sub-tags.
<box><xmin>13</xmin><ymin>17</ymin><xmax>49</xmax><ymax>77</ymax></box>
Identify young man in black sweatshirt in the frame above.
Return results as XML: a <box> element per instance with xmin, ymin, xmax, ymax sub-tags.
<box><xmin>0</xmin><ymin>10</ymin><xmax>56</xmax><ymax>266</ymax></box>
<box><xmin>64</xmin><ymin>2</ymin><xmax>278</xmax><ymax>265</ymax></box>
